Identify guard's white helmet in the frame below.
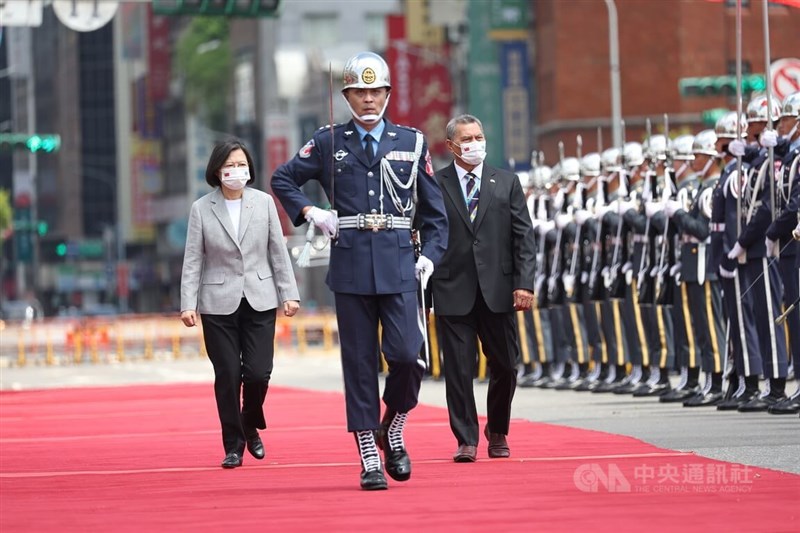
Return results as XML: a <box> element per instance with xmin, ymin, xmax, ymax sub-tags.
<box><xmin>560</xmin><ymin>157</ymin><xmax>581</xmax><ymax>181</ymax></box>
<box><xmin>644</xmin><ymin>134</ymin><xmax>669</xmax><ymax>161</ymax></box>
<box><xmin>692</xmin><ymin>129</ymin><xmax>718</xmax><ymax>157</ymax></box>
<box><xmin>623</xmin><ymin>142</ymin><xmax>645</xmax><ymax>167</ymax></box>
<box><xmin>715</xmin><ymin>111</ymin><xmax>748</xmax><ymax>139</ymax></box>
<box><xmin>342</xmin><ymin>51</ymin><xmax>391</xmax><ymax>91</ymax></box>
<box><xmin>671</xmin><ymin>134</ymin><xmax>695</xmax><ymax>161</ymax></box>
<box><xmin>746</xmin><ymin>95</ymin><xmax>781</xmax><ymax>122</ymax></box>
<box><xmin>530</xmin><ymin>165</ymin><xmax>553</xmax><ymax>189</ymax></box>
<box><xmin>601</xmin><ymin>148</ymin><xmax>622</xmax><ymax>173</ymax></box>
<box><xmin>580</xmin><ymin>153</ymin><xmax>602</xmax><ymax>177</ymax></box>
<box><xmin>780</xmin><ymin>91</ymin><xmax>800</xmax><ymax>118</ymax></box>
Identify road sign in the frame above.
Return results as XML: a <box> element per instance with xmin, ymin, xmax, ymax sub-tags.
<box><xmin>770</xmin><ymin>58</ymin><xmax>800</xmax><ymax>102</ymax></box>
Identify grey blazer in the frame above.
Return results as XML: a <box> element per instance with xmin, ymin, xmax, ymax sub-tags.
<box><xmin>180</xmin><ymin>187</ymin><xmax>300</xmax><ymax>316</ymax></box>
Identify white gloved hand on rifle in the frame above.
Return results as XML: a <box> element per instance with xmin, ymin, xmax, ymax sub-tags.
<box><xmin>304</xmin><ymin>206</ymin><xmax>338</xmax><ymax>239</ymax></box>
<box><xmin>415</xmin><ymin>255</ymin><xmax>434</xmax><ymax>289</ymax></box>
<box><xmin>759</xmin><ymin>129</ymin><xmax>778</xmax><ymax>148</ymax></box>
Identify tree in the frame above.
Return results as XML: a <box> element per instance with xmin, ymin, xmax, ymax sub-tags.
<box><xmin>175</xmin><ymin>18</ymin><xmax>232</xmax><ymax>131</ymax></box>
<box><xmin>0</xmin><ymin>189</ymin><xmax>11</xmax><ymax>240</ymax></box>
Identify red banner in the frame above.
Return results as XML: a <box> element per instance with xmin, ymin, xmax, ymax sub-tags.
<box><xmin>147</xmin><ymin>9</ymin><xmax>171</xmax><ymax>102</ymax></box>
<box><xmin>385</xmin><ymin>15</ymin><xmax>453</xmax><ymax>156</ymax></box>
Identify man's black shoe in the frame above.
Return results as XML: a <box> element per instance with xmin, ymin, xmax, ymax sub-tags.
<box><xmin>717</xmin><ymin>389</ymin><xmax>758</xmax><ymax>411</ymax></box>
<box><xmin>221</xmin><ymin>452</ymin><xmax>243</xmax><ymax>469</ymax></box>
<box><xmin>767</xmin><ymin>395</ymin><xmax>800</xmax><ymax>414</ymax></box>
<box><xmin>683</xmin><ymin>390</ymin><xmax>724</xmax><ymax>407</ymax></box>
<box><xmin>246</xmin><ymin>432</ymin><xmax>265</xmax><ymax>460</ymax></box>
<box><xmin>738</xmin><ymin>393</ymin><xmax>787</xmax><ymax>413</ymax></box>
<box><xmin>632</xmin><ymin>382</ymin><xmax>671</xmax><ymax>397</ymax></box>
<box><xmin>378</xmin><ymin>412</ymin><xmax>411</xmax><ymax>482</ymax></box>
<box><xmin>659</xmin><ymin>386</ymin><xmax>700</xmax><ymax>403</ymax></box>
<box><xmin>360</xmin><ymin>468</ymin><xmax>388</xmax><ymax>490</ymax></box>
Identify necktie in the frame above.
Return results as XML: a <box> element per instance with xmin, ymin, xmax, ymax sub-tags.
<box><xmin>465</xmin><ymin>173</ymin><xmax>479</xmax><ymax>222</ymax></box>
<box><xmin>364</xmin><ymin>134</ymin><xmax>375</xmax><ymax>163</ymax></box>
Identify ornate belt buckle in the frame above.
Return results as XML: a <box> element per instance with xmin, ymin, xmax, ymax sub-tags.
<box><xmin>360</xmin><ymin>213</ymin><xmax>385</xmax><ymax>232</ymax></box>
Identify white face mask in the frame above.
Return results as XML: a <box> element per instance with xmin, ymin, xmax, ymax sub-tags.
<box><xmin>342</xmin><ymin>93</ymin><xmax>391</xmax><ymax>125</ymax></box>
<box><xmin>456</xmin><ymin>140</ymin><xmax>487</xmax><ymax>165</ymax></box>
<box><xmin>221</xmin><ymin>166</ymin><xmax>249</xmax><ymax>191</ymax></box>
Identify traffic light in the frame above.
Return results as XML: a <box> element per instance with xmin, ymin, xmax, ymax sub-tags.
<box><xmin>55</xmin><ymin>242</ymin><xmax>67</xmax><ymax>257</ymax></box>
<box><xmin>153</xmin><ymin>0</ymin><xmax>281</xmax><ymax>17</ymax></box>
<box><xmin>36</xmin><ymin>221</ymin><xmax>48</xmax><ymax>237</ymax></box>
<box><xmin>679</xmin><ymin>74</ymin><xmax>766</xmax><ymax>98</ymax></box>
<box><xmin>702</xmin><ymin>108</ymin><xmax>729</xmax><ymax>127</ymax></box>
<box><xmin>0</xmin><ymin>133</ymin><xmax>61</xmax><ymax>153</ymax></box>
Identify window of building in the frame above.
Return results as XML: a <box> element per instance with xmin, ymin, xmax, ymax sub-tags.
<box><xmin>301</xmin><ymin>12</ymin><xmax>339</xmax><ymax>50</ymax></box>
<box><xmin>365</xmin><ymin>13</ymin><xmax>388</xmax><ymax>52</ymax></box>
<box><xmin>724</xmin><ymin>0</ymin><xmax>751</xmax><ymax>7</ymax></box>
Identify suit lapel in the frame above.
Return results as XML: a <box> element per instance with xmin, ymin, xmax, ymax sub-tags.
<box><xmin>210</xmin><ymin>188</ymin><xmax>242</xmax><ymax>252</ymax></box>
<box><xmin>472</xmin><ymin>166</ymin><xmax>496</xmax><ymax>232</ymax></box>
<box><xmin>238</xmin><ymin>187</ymin><xmax>255</xmax><ymax>241</ymax></box>
<box><xmin>440</xmin><ymin>163</ymin><xmax>472</xmax><ymax>232</ymax></box>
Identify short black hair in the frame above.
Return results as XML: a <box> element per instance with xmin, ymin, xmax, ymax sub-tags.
<box><xmin>205</xmin><ymin>138</ymin><xmax>256</xmax><ymax>188</ymax></box>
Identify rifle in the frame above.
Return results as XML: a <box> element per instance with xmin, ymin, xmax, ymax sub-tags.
<box><xmin>603</xmin><ymin>120</ymin><xmax>628</xmax><ymax>300</ymax></box>
<box><xmin>546</xmin><ymin>142</ymin><xmax>568</xmax><ymax>305</ymax></box>
<box><xmin>564</xmin><ymin>135</ymin><xmax>585</xmax><ymax>303</ymax></box>
<box><xmin>637</xmin><ymin>118</ymin><xmax>657</xmax><ymax>305</ymax></box>
<box><xmin>587</xmin><ymin>128</ymin><xmax>607</xmax><ymax>302</ymax></box>
<box><xmin>653</xmin><ymin>114</ymin><xmax>676</xmax><ymax>307</ymax></box>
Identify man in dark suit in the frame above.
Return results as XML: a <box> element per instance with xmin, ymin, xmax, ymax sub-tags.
<box><xmin>430</xmin><ymin>114</ymin><xmax>536</xmax><ymax>463</ymax></box>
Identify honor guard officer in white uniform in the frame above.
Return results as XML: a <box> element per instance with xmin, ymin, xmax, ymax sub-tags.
<box><xmin>271</xmin><ymin>51</ymin><xmax>448</xmax><ymax>490</ymax></box>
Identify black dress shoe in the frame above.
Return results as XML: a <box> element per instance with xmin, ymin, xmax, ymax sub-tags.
<box><xmin>221</xmin><ymin>452</ymin><xmax>243</xmax><ymax>469</ymax></box>
<box><xmin>360</xmin><ymin>468</ymin><xmax>388</xmax><ymax>490</ymax></box>
<box><xmin>632</xmin><ymin>382</ymin><xmax>671</xmax><ymax>397</ymax></box>
<box><xmin>453</xmin><ymin>444</ymin><xmax>478</xmax><ymax>462</ymax></box>
<box><xmin>767</xmin><ymin>395</ymin><xmax>800</xmax><ymax>414</ymax></box>
<box><xmin>659</xmin><ymin>386</ymin><xmax>700</xmax><ymax>403</ymax></box>
<box><xmin>738</xmin><ymin>393</ymin><xmax>787</xmax><ymax>412</ymax></box>
<box><xmin>246</xmin><ymin>433</ymin><xmax>265</xmax><ymax>460</ymax></box>
<box><xmin>377</xmin><ymin>425</ymin><xmax>411</xmax><ymax>482</ymax></box>
<box><xmin>684</xmin><ymin>390</ymin><xmax>724</xmax><ymax>407</ymax></box>
<box><xmin>717</xmin><ymin>389</ymin><xmax>759</xmax><ymax>411</ymax></box>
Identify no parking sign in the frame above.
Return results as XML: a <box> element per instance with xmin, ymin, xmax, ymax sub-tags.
<box><xmin>770</xmin><ymin>58</ymin><xmax>800</xmax><ymax>102</ymax></box>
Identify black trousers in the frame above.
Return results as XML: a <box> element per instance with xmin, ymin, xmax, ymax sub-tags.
<box><xmin>685</xmin><ymin>280</ymin><xmax>725</xmax><ymax>374</ymax></box>
<box><xmin>744</xmin><ymin>257</ymin><xmax>788</xmax><ymax>379</ymax></box>
<box><xmin>439</xmin><ymin>290</ymin><xmax>518</xmax><ymax>447</ymax></box>
<box><xmin>201</xmin><ymin>298</ymin><xmax>276</xmax><ymax>455</ymax></box>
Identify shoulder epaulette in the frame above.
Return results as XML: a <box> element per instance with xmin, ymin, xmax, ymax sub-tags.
<box><xmin>395</xmin><ymin>124</ymin><xmax>421</xmax><ymax>133</ymax></box>
<box><xmin>316</xmin><ymin>123</ymin><xmax>345</xmax><ymax>131</ymax></box>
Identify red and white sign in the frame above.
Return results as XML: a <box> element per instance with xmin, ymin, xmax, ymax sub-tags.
<box><xmin>770</xmin><ymin>58</ymin><xmax>800</xmax><ymax>102</ymax></box>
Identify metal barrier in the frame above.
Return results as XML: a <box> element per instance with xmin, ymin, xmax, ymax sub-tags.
<box><xmin>0</xmin><ymin>312</ymin><xmax>341</xmax><ymax>367</ymax></box>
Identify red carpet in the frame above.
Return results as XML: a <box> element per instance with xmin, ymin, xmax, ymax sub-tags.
<box><xmin>1</xmin><ymin>383</ymin><xmax>797</xmax><ymax>532</ymax></box>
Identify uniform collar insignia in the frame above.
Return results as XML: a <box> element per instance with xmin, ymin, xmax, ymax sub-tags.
<box><xmin>387</xmin><ymin>132</ymin><xmax>397</xmax><ymax>137</ymax></box>
<box><xmin>344</xmin><ymin>130</ymin><xmax>353</xmax><ymax>136</ymax></box>
<box><xmin>334</xmin><ymin>150</ymin><xmax>348</xmax><ymax>161</ymax></box>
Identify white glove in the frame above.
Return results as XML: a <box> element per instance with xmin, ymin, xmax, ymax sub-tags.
<box><xmin>539</xmin><ymin>220</ymin><xmax>555</xmax><ymax>234</ymax></box>
<box><xmin>645</xmin><ymin>201</ymin><xmax>664</xmax><ymax>218</ymax></box>
<box><xmin>669</xmin><ymin>263</ymin><xmax>682</xmax><ymax>277</ymax></box>
<box><xmin>719</xmin><ymin>265</ymin><xmax>736</xmax><ymax>279</ymax></box>
<box><xmin>556</xmin><ymin>213</ymin><xmax>572</xmax><ymax>229</ymax></box>
<box><xmin>728</xmin><ymin>139</ymin><xmax>747</xmax><ymax>157</ymax></box>
<box><xmin>765</xmin><ymin>237</ymin><xmax>778</xmax><ymax>258</ymax></box>
<box><xmin>415</xmin><ymin>255</ymin><xmax>434</xmax><ymax>289</ymax></box>
<box><xmin>575</xmin><ymin>209</ymin><xmax>591</xmax><ymax>226</ymax></box>
<box><xmin>530</xmin><ymin>219</ymin><xmax>541</xmax><ymax>231</ymax></box>
<box><xmin>617</xmin><ymin>200</ymin><xmax>634</xmax><ymax>214</ymax></box>
<box><xmin>759</xmin><ymin>129</ymin><xmax>778</xmax><ymax>148</ymax></box>
<box><xmin>305</xmin><ymin>207</ymin><xmax>338</xmax><ymax>238</ymax></box>
<box><xmin>664</xmin><ymin>199</ymin><xmax>682</xmax><ymax>217</ymax></box>
<box><xmin>727</xmin><ymin>242</ymin><xmax>746</xmax><ymax>261</ymax></box>
<box><xmin>794</xmin><ymin>221</ymin><xmax>800</xmax><ymax>240</ymax></box>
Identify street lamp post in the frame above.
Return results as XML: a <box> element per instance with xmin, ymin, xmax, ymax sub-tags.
<box><xmin>605</xmin><ymin>0</ymin><xmax>622</xmax><ymax>149</ymax></box>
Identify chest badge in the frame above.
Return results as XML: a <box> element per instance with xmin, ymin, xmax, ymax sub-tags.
<box><xmin>334</xmin><ymin>150</ymin><xmax>349</xmax><ymax>161</ymax></box>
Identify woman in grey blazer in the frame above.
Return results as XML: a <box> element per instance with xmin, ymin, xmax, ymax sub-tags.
<box><xmin>180</xmin><ymin>139</ymin><xmax>300</xmax><ymax>468</ymax></box>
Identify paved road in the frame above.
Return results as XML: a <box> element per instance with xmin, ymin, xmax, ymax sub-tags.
<box><xmin>1</xmin><ymin>353</ymin><xmax>797</xmax><ymax>474</ymax></box>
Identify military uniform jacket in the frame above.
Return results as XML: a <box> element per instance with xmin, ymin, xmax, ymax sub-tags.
<box><xmin>271</xmin><ymin>119</ymin><xmax>448</xmax><ymax>295</ymax></box>
<box><xmin>712</xmin><ymin>159</ymin><xmax>752</xmax><ymax>274</ymax></box>
<box><xmin>674</xmin><ymin>176</ymin><xmax>717</xmax><ymax>283</ymax></box>
<box><xmin>737</xmin><ymin>148</ymin><xmax>773</xmax><ymax>260</ymax></box>
<box><xmin>764</xmin><ymin>141</ymin><xmax>800</xmax><ymax>254</ymax></box>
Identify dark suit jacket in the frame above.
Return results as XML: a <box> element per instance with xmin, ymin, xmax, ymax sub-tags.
<box><xmin>431</xmin><ymin>162</ymin><xmax>536</xmax><ymax>316</ymax></box>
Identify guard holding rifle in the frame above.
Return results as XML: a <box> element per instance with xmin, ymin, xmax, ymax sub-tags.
<box><xmin>271</xmin><ymin>51</ymin><xmax>448</xmax><ymax>490</ymax></box>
